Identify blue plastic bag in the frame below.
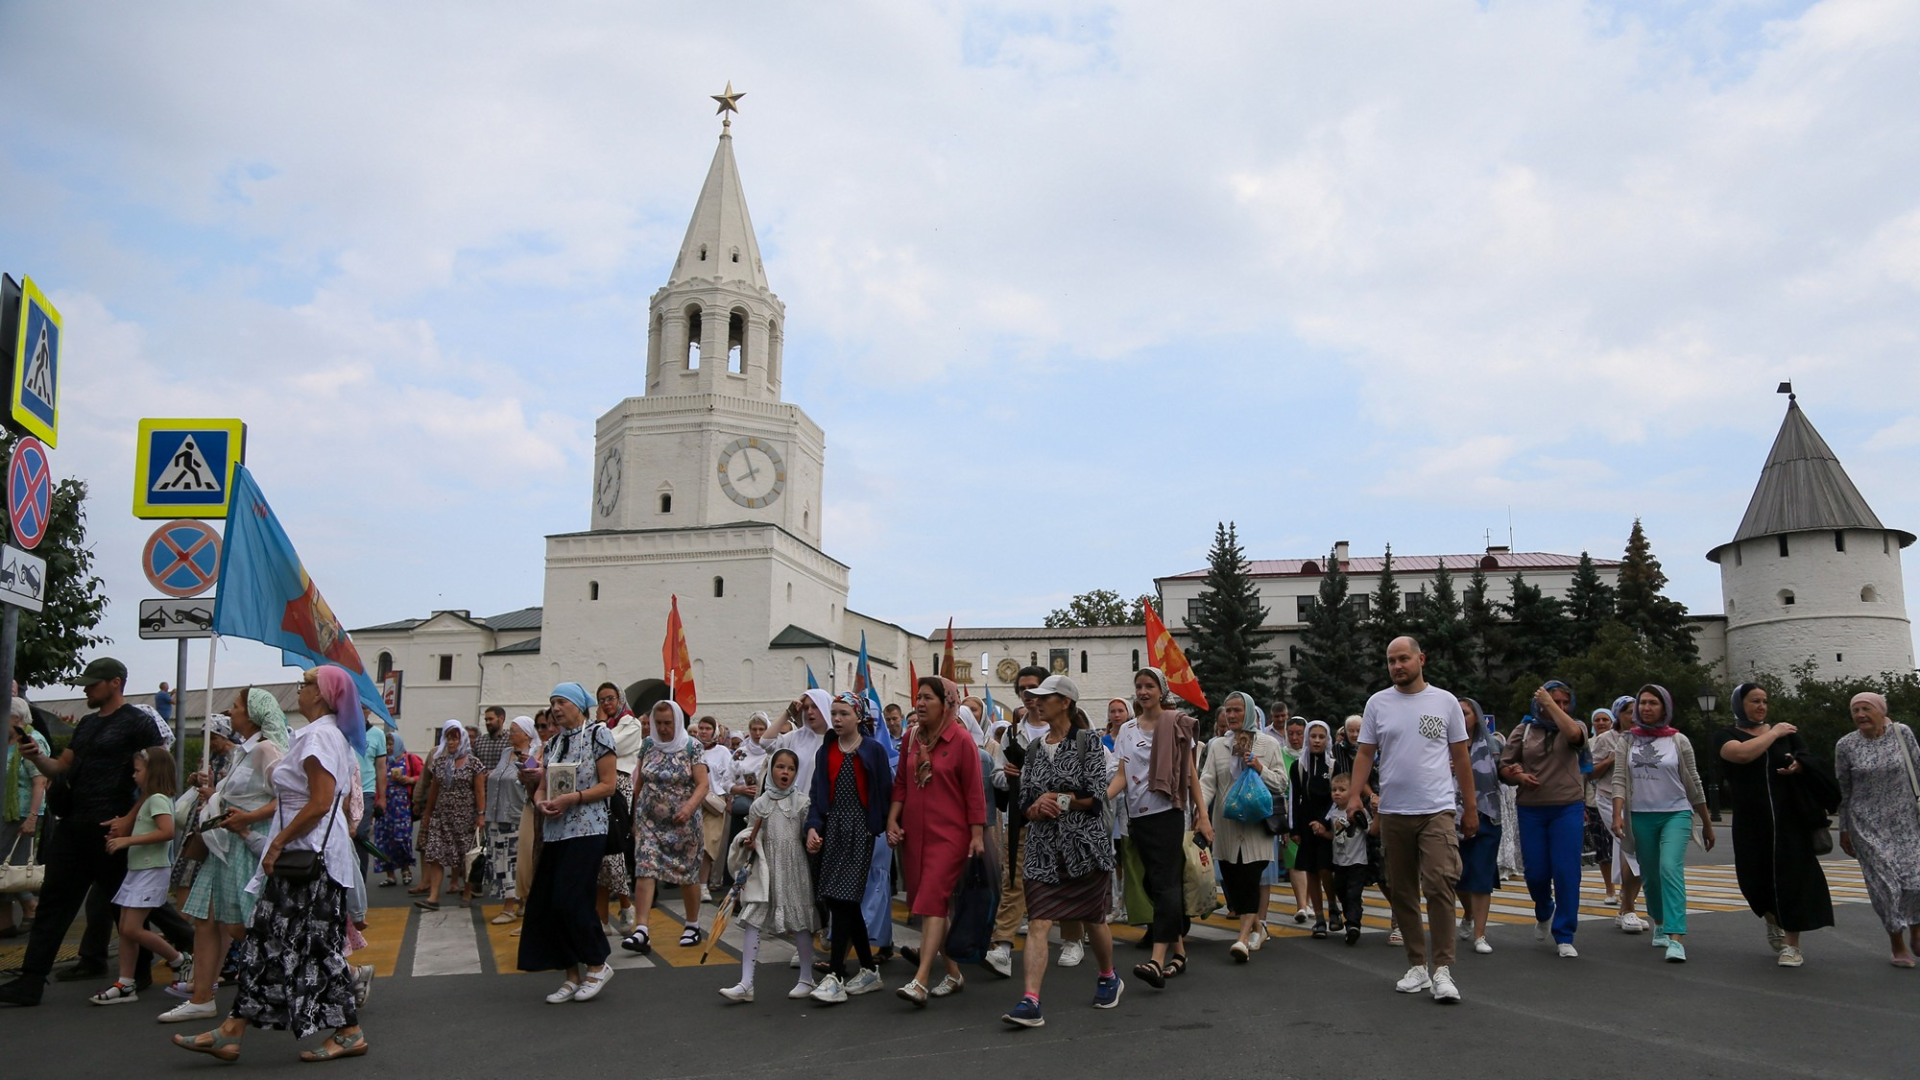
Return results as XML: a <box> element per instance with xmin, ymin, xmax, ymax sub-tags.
<box><xmin>1223</xmin><ymin>763</ymin><xmax>1274</xmax><ymax>823</ymax></box>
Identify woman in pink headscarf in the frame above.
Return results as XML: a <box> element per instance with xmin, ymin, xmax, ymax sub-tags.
<box><xmin>887</xmin><ymin>677</ymin><xmax>985</xmax><ymax>1006</ymax></box>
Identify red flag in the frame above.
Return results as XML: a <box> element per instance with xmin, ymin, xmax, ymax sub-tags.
<box><xmin>941</xmin><ymin>618</ymin><xmax>957</xmax><ymax>682</ymax></box>
<box><xmin>909</xmin><ymin>658</ymin><xmax>919</xmax><ymax>696</ymax></box>
<box><xmin>664</xmin><ymin>595</ymin><xmax>697</xmax><ymax>715</ymax></box>
<box><xmin>1144</xmin><ymin>604</ymin><xmax>1208</xmax><ymax>711</ymax></box>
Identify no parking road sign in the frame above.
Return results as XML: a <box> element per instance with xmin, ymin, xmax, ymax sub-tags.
<box><xmin>133</xmin><ymin>418</ymin><xmax>247</xmax><ymax>519</ymax></box>
<box><xmin>7</xmin><ymin>435</ymin><xmax>51</xmax><ymax>550</ymax></box>
<box><xmin>143</xmin><ymin>519</ymin><xmax>221</xmax><ymax>598</ymax></box>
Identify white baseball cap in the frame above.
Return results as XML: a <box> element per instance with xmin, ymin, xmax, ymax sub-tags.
<box><xmin>1027</xmin><ymin>674</ymin><xmax>1080</xmax><ymax>703</ymax></box>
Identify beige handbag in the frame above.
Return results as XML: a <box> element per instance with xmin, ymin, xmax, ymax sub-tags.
<box><xmin>0</xmin><ymin>832</ymin><xmax>44</xmax><ymax>894</ymax></box>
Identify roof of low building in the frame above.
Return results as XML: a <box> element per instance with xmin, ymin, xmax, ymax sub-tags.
<box><xmin>1160</xmin><ymin>551</ymin><xmax>1618</xmax><ymax>581</ymax></box>
<box><xmin>352</xmin><ymin>606</ymin><xmax>545</xmax><ymax>636</ymax></box>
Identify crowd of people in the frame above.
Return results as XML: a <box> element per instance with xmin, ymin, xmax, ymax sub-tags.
<box><xmin>0</xmin><ymin>638</ymin><xmax>1917</xmax><ymax>1051</ymax></box>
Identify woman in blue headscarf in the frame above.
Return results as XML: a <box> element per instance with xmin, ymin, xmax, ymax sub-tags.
<box><xmin>1499</xmin><ymin>680</ymin><xmax>1589</xmax><ymax>957</ymax></box>
<box><xmin>1713</xmin><ymin>683</ymin><xmax>1833</xmax><ymax>966</ymax></box>
<box><xmin>516</xmin><ymin>682</ymin><xmax>619</xmax><ymax>1004</ymax></box>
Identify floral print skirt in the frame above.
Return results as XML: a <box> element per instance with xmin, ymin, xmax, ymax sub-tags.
<box><xmin>229</xmin><ymin>874</ymin><xmax>357</xmax><ymax>1039</ymax></box>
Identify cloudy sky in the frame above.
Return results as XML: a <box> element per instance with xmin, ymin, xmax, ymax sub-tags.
<box><xmin>2</xmin><ymin>0</ymin><xmax>1917</xmax><ymax>695</ymax></box>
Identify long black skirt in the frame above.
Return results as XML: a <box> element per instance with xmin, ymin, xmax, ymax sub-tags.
<box><xmin>1220</xmin><ymin>858</ymin><xmax>1270</xmax><ymax>917</ymax></box>
<box><xmin>229</xmin><ymin>873</ymin><xmax>357</xmax><ymax>1039</ymax></box>
<box><xmin>518</xmin><ymin>836</ymin><xmax>613</xmax><ymax>972</ymax></box>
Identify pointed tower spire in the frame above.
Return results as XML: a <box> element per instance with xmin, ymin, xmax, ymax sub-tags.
<box><xmin>670</xmin><ymin>87</ymin><xmax>767</xmax><ymax>292</ymax></box>
<box><xmin>1721</xmin><ymin>397</ymin><xmax>1914</xmax><ymax>547</ymax></box>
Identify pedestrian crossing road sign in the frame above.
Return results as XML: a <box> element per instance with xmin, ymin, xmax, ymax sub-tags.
<box><xmin>5</xmin><ymin>276</ymin><xmax>60</xmax><ymax>446</ymax></box>
<box><xmin>133</xmin><ymin>418</ymin><xmax>248</xmax><ymax>519</ymax></box>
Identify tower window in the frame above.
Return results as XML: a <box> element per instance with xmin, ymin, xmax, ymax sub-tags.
<box><xmin>730</xmin><ymin>247</ymin><xmax>740</xmax><ymax>263</ymax></box>
<box><xmin>1779</xmin><ymin>589</ymin><xmax>1795</xmax><ymax>606</ymax></box>
<box><xmin>686</xmin><ymin>307</ymin><xmax>703</xmax><ymax>369</ymax></box>
<box><xmin>659</xmin><ymin>493</ymin><xmax>672</xmax><ymax>513</ymax></box>
<box><xmin>1734</xmin><ymin>544</ymin><xmax>1742</xmax><ymax>567</ymax></box>
<box><xmin>1778</xmin><ymin>535</ymin><xmax>1790</xmax><ymax>558</ymax></box>
<box><xmin>377</xmin><ymin>652</ymin><xmax>394</xmax><ymax>679</ymax></box>
<box><xmin>786</xmin><ymin>583</ymin><xmax>793</xmax><ymax>603</ymax></box>
<box><xmin>698</xmin><ymin>244</ymin><xmax>707</xmax><ymax>262</ymax></box>
<box><xmin>438</xmin><ymin>655</ymin><xmax>454</xmax><ymax>681</ymax></box>
<box><xmin>728</xmin><ymin>311</ymin><xmax>746</xmax><ymax>373</ymax></box>
<box><xmin>1835</xmin><ymin>530</ymin><xmax>1846</xmax><ymax>552</ymax></box>
<box><xmin>589</xmin><ymin>581</ymin><xmax>600</xmax><ymax>601</ymax></box>
<box><xmin>1131</xmin><ymin>649</ymin><xmax>1140</xmax><ymax>671</ymax></box>
<box><xmin>1863</xmin><ymin>586</ymin><xmax>1879</xmax><ymax>603</ymax></box>
<box><xmin>1837</xmin><ymin>653</ymin><xmax>1844</xmax><ymax>663</ymax></box>
<box><xmin>713</xmin><ymin>576</ymin><xmax>725</xmax><ymax>598</ymax></box>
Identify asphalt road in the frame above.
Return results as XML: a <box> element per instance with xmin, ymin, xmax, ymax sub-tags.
<box><xmin>0</xmin><ymin>888</ymin><xmax>1912</xmax><ymax>1080</ymax></box>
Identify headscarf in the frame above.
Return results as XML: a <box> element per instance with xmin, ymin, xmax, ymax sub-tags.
<box><xmin>1457</xmin><ymin>698</ymin><xmax>1499</xmax><ymax>819</ymax></box>
<box><xmin>1851</xmin><ymin>691</ymin><xmax>1889</xmax><ymax>719</ymax></box>
<box><xmin>1221</xmin><ymin>691</ymin><xmax>1259</xmax><ymax>736</ymax></box>
<box><xmin>490</xmin><ymin>716</ymin><xmax>536</xmax><ymax>781</ymax></box>
<box><xmin>1302</xmin><ymin>719</ymin><xmax>1337</xmax><ymax>778</ymax></box>
<box><xmin>833</xmin><ymin>691</ymin><xmax>865</xmax><ymax>719</ymax></box>
<box><xmin>1138</xmin><ymin>667</ymin><xmax>1171</xmax><ymax>704</ymax></box>
<box><xmin>439</xmin><ymin>719</ymin><xmax>471</xmax><ymax>770</ymax></box>
<box><xmin>742</xmin><ymin>711</ymin><xmax>773</xmax><ymax>758</ymax></box>
<box><xmin>1590</xmin><ymin>708</ymin><xmax>1615</xmax><ymax>731</ymax></box>
<box><xmin>311</xmin><ymin>665</ymin><xmax>367</xmax><ymax>759</ymax></box>
<box><xmin>206</xmin><ymin>716</ymin><xmax>238</xmax><ymax>746</ymax></box>
<box><xmin>761</xmin><ymin>748</ymin><xmax>802</xmax><ymax>803</ymax></box>
<box><xmin>551</xmin><ymin>682</ymin><xmax>591</xmax><ymax>713</ymax></box>
<box><xmin>247</xmin><ymin>687</ymin><xmax>290</xmax><ymax>751</ymax></box>
<box><xmin>649</xmin><ymin>700</ymin><xmax>690</xmax><ymax>748</ymax></box>
<box><xmin>908</xmin><ymin>677</ymin><xmax>965</xmax><ymax>788</ymax></box>
<box><xmin>1731</xmin><ymin>683</ymin><xmax>1766</xmax><ymax>729</ymax></box>
<box><xmin>1611</xmin><ymin>695</ymin><xmax>1636</xmax><ymax>729</ymax></box>
<box><xmin>1631</xmin><ymin>684</ymin><xmax>1680</xmax><ymax>740</ymax></box>
<box><xmin>800</xmin><ymin>689</ymin><xmax>833</xmax><ymax>733</ymax></box>
<box><xmin>1523</xmin><ymin>680</ymin><xmax>1575</xmax><ymax>726</ymax></box>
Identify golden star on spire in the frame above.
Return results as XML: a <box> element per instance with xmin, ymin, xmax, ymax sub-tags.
<box><xmin>711</xmin><ymin>81</ymin><xmax>745</xmax><ymax>131</ymax></box>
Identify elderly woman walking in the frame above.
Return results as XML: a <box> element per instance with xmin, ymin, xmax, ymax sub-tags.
<box><xmin>484</xmin><ymin>716</ymin><xmax>536</xmax><ymax>924</ymax></box>
<box><xmin>1835</xmin><ymin>691</ymin><xmax>1920</xmax><ymax>967</ymax></box>
<box><xmin>622</xmin><ymin>701</ymin><xmax>710</xmax><ymax>954</ymax></box>
<box><xmin>171</xmin><ymin>665</ymin><xmax>370</xmax><ymax>1063</ymax></box>
<box><xmin>415</xmin><ymin>720</ymin><xmax>485</xmax><ymax>911</ymax></box>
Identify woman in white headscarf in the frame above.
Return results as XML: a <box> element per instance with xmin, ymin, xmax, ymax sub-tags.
<box><xmin>622</xmin><ymin>701</ymin><xmax>710</xmax><ymax>953</ymax></box>
<box><xmin>484</xmin><ymin>716</ymin><xmax>537</xmax><ymax>924</ymax></box>
<box><xmin>1200</xmin><ymin>692</ymin><xmax>1288</xmax><ymax>960</ymax></box>
<box><xmin>1288</xmin><ymin>719</ymin><xmax>1338</xmax><ymax>937</ymax></box>
<box><xmin>416</xmin><ymin>720</ymin><xmax>485</xmax><ymax>911</ymax></box>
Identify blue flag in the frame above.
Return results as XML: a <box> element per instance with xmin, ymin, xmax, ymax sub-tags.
<box><xmin>854</xmin><ymin>632</ymin><xmax>895</xmax><ymax>763</ymax></box>
<box><xmin>213</xmin><ymin>464</ymin><xmax>392</xmax><ymax>725</ymax></box>
<box><xmin>805</xmin><ymin>662</ymin><xmax>818</xmax><ymax>690</ymax></box>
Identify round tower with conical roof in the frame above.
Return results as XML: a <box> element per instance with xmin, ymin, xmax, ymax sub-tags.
<box><xmin>1708</xmin><ymin>394</ymin><xmax>1915</xmax><ymax>681</ymax></box>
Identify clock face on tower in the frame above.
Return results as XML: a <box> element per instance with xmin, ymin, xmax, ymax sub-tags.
<box><xmin>717</xmin><ymin>435</ymin><xmax>786</xmax><ymax>509</ymax></box>
<box><xmin>595</xmin><ymin>448</ymin><xmax>622</xmax><ymax>517</ymax></box>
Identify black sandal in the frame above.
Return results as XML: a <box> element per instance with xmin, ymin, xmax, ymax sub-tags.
<box><xmin>1163</xmin><ymin>953</ymin><xmax>1187</xmax><ymax>977</ymax></box>
<box><xmin>1132</xmin><ymin>960</ymin><xmax>1166</xmax><ymax>989</ymax></box>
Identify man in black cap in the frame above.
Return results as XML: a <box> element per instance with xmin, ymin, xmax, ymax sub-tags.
<box><xmin>0</xmin><ymin>658</ymin><xmax>194</xmax><ymax>1006</ymax></box>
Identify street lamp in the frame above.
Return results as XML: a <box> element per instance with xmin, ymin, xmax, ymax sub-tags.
<box><xmin>1697</xmin><ymin>687</ymin><xmax>1721</xmax><ymax>821</ymax></box>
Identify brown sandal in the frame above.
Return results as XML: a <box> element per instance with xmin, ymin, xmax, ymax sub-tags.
<box><xmin>300</xmin><ymin>1030</ymin><xmax>369</xmax><ymax>1062</ymax></box>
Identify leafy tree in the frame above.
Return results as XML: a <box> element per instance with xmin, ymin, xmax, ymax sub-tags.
<box><xmin>1554</xmin><ymin>622</ymin><xmax>1712</xmax><ymax>742</ymax></box>
<box><xmin>1414</xmin><ymin>557</ymin><xmax>1469</xmax><ymax>693</ymax></box>
<box><xmin>1183</xmin><ymin>523</ymin><xmax>1277</xmax><ymax>727</ymax></box>
<box><xmin>1045</xmin><ymin>588</ymin><xmax>1131</xmax><ymax>628</ymax></box>
<box><xmin>0</xmin><ymin>432</ymin><xmax>110</xmax><ymax>689</ymax></box>
<box><xmin>1365</xmin><ymin>544</ymin><xmax>1404</xmax><ymax>658</ymax></box>
<box><xmin>1615</xmin><ymin>519</ymin><xmax>1698</xmax><ymax>662</ymax></box>
<box><xmin>1293</xmin><ymin>545</ymin><xmax>1373</xmax><ymax>719</ymax></box>
<box><xmin>1565</xmin><ymin>551</ymin><xmax>1616</xmax><ymax>655</ymax></box>
<box><xmin>1125</xmin><ymin>594</ymin><xmax>1159</xmax><ymax>624</ymax></box>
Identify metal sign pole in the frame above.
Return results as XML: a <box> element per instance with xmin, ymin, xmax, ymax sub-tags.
<box><xmin>175</xmin><ymin>638</ymin><xmax>188</xmax><ymax>790</ymax></box>
<box><xmin>0</xmin><ymin>605</ymin><xmax>17</xmax><ymax>737</ymax></box>
<box><xmin>202</xmin><ymin>632</ymin><xmax>218</xmax><ymax>777</ymax></box>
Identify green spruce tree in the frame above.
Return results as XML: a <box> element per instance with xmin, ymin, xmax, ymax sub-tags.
<box><xmin>1414</xmin><ymin>557</ymin><xmax>1469</xmax><ymax>692</ymax></box>
<box><xmin>1461</xmin><ymin>563</ymin><xmax>1499</xmax><ymax>692</ymax></box>
<box><xmin>1293</xmin><ymin>546</ymin><xmax>1372</xmax><ymax>719</ymax></box>
<box><xmin>1366</xmin><ymin>544</ymin><xmax>1404</xmax><ymax>658</ymax></box>
<box><xmin>1182</xmin><ymin>523</ymin><xmax>1277</xmax><ymax>726</ymax></box>
<box><xmin>1616</xmin><ymin>519</ymin><xmax>1698</xmax><ymax>662</ymax></box>
<box><xmin>1564</xmin><ymin>551</ymin><xmax>1616</xmax><ymax>655</ymax></box>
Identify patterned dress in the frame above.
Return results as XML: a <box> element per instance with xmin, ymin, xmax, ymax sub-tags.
<box><xmin>737</xmin><ymin>791</ymin><xmax>816</xmax><ymax>934</ymax></box>
<box><xmin>374</xmin><ymin>759</ymin><xmax>417</xmax><ymax>875</ymax></box>
<box><xmin>1836</xmin><ymin>723</ymin><xmax>1920</xmax><ymax>933</ymax></box>
<box><xmin>423</xmin><ymin>755</ymin><xmax>483</xmax><ymax>871</ymax></box>
<box><xmin>817</xmin><ymin>755</ymin><xmax>871</xmax><ymax>902</ymax></box>
<box><xmin>634</xmin><ymin>737</ymin><xmax>703</xmax><ymax>885</ymax></box>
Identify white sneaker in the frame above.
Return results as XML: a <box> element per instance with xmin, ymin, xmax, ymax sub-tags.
<box><xmin>1430</xmin><ymin>965</ymin><xmax>1460</xmax><ymax>1003</ymax></box>
<box><xmin>1395</xmin><ymin>965</ymin><xmax>1432</xmax><ymax>994</ymax></box>
<box><xmin>545</xmin><ymin>980</ymin><xmax>580</xmax><ymax>1004</ymax></box>
<box><xmin>1459</xmin><ymin>920</ymin><xmax>1474</xmax><ymax>941</ymax></box>
<box><xmin>1777</xmin><ymin>945</ymin><xmax>1804</xmax><ymax>968</ymax></box>
<box><xmin>810</xmin><ymin>974</ymin><xmax>848</xmax><ymax>1004</ymax></box>
<box><xmin>719</xmin><ymin>982</ymin><xmax>754</xmax><ymax>1002</ymax></box>
<box><xmin>1557</xmin><ymin>943</ymin><xmax>1579</xmax><ymax>958</ymax></box>
<box><xmin>844</xmin><ymin>969</ymin><xmax>883</xmax><ymax>995</ymax></box>
<box><xmin>788</xmin><ymin>981</ymin><xmax>816</xmax><ymax>999</ymax></box>
<box><xmin>158</xmin><ymin>998</ymin><xmax>219</xmax><ymax>1023</ymax></box>
<box><xmin>1298</xmin><ymin>906</ymin><xmax>1316</xmax><ymax>925</ymax></box>
<box><xmin>1387</xmin><ymin>928</ymin><xmax>1404</xmax><ymax>946</ymax></box>
<box><xmin>573</xmin><ymin>964</ymin><xmax>614</xmax><ymax>1002</ymax></box>
<box><xmin>1059</xmin><ymin>940</ymin><xmax>1085</xmax><ymax>968</ymax></box>
<box><xmin>1616</xmin><ymin>912</ymin><xmax>1647</xmax><ymax>934</ymax></box>
<box><xmin>1535</xmin><ymin>920</ymin><xmax>1549</xmax><ymax>942</ymax></box>
<box><xmin>1249</xmin><ymin>929</ymin><xmax>1265</xmax><ymax>952</ymax></box>
<box><xmin>789</xmin><ymin>955</ymin><xmax>800</xmax><ymax>969</ymax></box>
<box><xmin>1474</xmin><ymin>937</ymin><xmax>1493</xmax><ymax>954</ymax></box>
<box><xmin>985</xmin><ymin>943</ymin><xmax>1013</xmax><ymax>978</ymax></box>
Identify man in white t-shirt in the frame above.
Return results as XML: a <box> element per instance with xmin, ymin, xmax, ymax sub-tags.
<box><xmin>1348</xmin><ymin>636</ymin><xmax>1476</xmax><ymax>1004</ymax></box>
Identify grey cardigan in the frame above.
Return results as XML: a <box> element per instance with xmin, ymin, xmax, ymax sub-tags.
<box><xmin>1607</xmin><ymin>731</ymin><xmax>1706</xmax><ymax>855</ymax></box>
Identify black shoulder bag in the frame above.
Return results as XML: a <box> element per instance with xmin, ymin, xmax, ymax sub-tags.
<box><xmin>272</xmin><ymin>794</ymin><xmax>342</xmax><ymax>882</ymax></box>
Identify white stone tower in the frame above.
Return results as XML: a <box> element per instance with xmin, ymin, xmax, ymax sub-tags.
<box><xmin>1708</xmin><ymin>394</ymin><xmax>1915</xmax><ymax>680</ymax></box>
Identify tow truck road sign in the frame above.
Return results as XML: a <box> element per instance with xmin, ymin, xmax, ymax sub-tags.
<box><xmin>138</xmin><ymin>597</ymin><xmax>215</xmax><ymax>640</ymax></box>
<box><xmin>0</xmin><ymin>543</ymin><xmax>46</xmax><ymax>612</ymax></box>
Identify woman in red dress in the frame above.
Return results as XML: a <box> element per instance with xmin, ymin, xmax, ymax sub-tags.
<box><xmin>888</xmin><ymin>677</ymin><xmax>986</xmax><ymax>1006</ymax></box>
